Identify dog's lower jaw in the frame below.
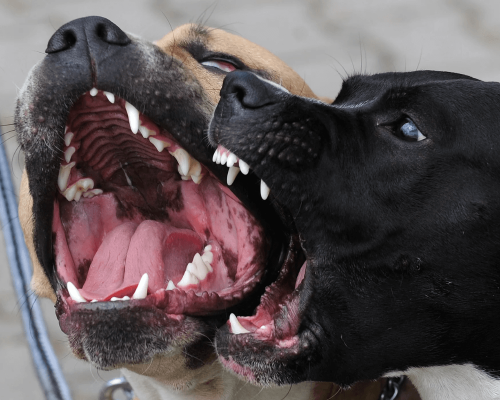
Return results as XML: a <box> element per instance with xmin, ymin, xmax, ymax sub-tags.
<box><xmin>386</xmin><ymin>364</ymin><xmax>500</xmax><ymax>400</ymax></box>
<box><xmin>120</xmin><ymin>357</ymin><xmax>316</xmax><ymax>400</ymax></box>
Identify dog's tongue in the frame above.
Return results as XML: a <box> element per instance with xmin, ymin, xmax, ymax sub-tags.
<box><xmin>80</xmin><ymin>220</ymin><xmax>202</xmax><ymax>301</ymax></box>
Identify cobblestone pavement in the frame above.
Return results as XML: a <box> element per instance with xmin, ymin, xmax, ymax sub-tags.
<box><xmin>1</xmin><ymin>0</ymin><xmax>500</xmax><ymax>398</ymax></box>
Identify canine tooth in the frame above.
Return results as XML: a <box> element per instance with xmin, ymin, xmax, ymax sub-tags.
<box><xmin>166</xmin><ymin>280</ymin><xmax>176</xmax><ymax>291</ymax></box>
<box><xmin>220</xmin><ymin>152</ymin><xmax>228</xmax><ymax>165</ymax></box>
<box><xmin>103</xmin><ymin>91</ymin><xmax>115</xmax><ymax>103</ymax></box>
<box><xmin>239</xmin><ymin>160</ymin><xmax>250</xmax><ymax>175</ymax></box>
<box><xmin>82</xmin><ymin>188</ymin><xmax>103</xmax><ymax>199</ymax></box>
<box><xmin>260</xmin><ymin>180</ymin><xmax>270</xmax><ymax>200</ymax></box>
<box><xmin>58</xmin><ymin>162</ymin><xmax>75</xmax><ymax>192</ymax></box>
<box><xmin>64</xmin><ymin>132</ymin><xmax>74</xmax><ymax>147</ymax></box>
<box><xmin>125</xmin><ymin>102</ymin><xmax>140</xmax><ymax>134</ymax></box>
<box><xmin>64</xmin><ymin>146</ymin><xmax>76</xmax><ymax>163</ymax></box>
<box><xmin>67</xmin><ymin>282</ymin><xmax>87</xmax><ymax>303</ymax></box>
<box><xmin>227</xmin><ymin>153</ymin><xmax>238</xmax><ymax>167</ymax></box>
<box><xmin>229</xmin><ymin>313</ymin><xmax>250</xmax><ymax>334</ymax></box>
<box><xmin>139</xmin><ymin>125</ymin><xmax>156</xmax><ymax>139</ymax></box>
<box><xmin>177</xmin><ymin>270</ymin><xmax>200</xmax><ymax>287</ymax></box>
<box><xmin>227</xmin><ymin>166</ymin><xmax>240</xmax><ymax>186</ymax></box>
<box><xmin>132</xmin><ymin>273</ymin><xmax>149</xmax><ymax>299</ymax></box>
<box><xmin>169</xmin><ymin>148</ymin><xmax>191</xmax><ymax>176</ymax></box>
<box><xmin>90</xmin><ymin>88</ymin><xmax>98</xmax><ymax>96</ymax></box>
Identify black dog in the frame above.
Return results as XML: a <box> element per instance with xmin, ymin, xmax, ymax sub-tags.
<box><xmin>208</xmin><ymin>70</ymin><xmax>500</xmax><ymax>400</ymax></box>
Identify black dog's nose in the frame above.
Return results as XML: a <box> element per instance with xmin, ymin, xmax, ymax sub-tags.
<box><xmin>46</xmin><ymin>16</ymin><xmax>130</xmax><ymax>54</ymax></box>
<box><xmin>221</xmin><ymin>70</ymin><xmax>285</xmax><ymax>109</ymax></box>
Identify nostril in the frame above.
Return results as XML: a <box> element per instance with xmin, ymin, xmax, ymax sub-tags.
<box><xmin>45</xmin><ymin>28</ymin><xmax>77</xmax><ymax>54</ymax></box>
<box><xmin>96</xmin><ymin>23</ymin><xmax>107</xmax><ymax>41</ymax></box>
<box><xmin>94</xmin><ymin>21</ymin><xmax>131</xmax><ymax>46</ymax></box>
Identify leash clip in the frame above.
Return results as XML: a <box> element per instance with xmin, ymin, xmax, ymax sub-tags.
<box><xmin>379</xmin><ymin>376</ymin><xmax>406</xmax><ymax>400</ymax></box>
<box><xmin>99</xmin><ymin>376</ymin><xmax>134</xmax><ymax>400</ymax></box>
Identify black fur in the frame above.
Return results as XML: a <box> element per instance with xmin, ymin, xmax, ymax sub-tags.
<box><xmin>209</xmin><ymin>70</ymin><xmax>500</xmax><ymax>385</ymax></box>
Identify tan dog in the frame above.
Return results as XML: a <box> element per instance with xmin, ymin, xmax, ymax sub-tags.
<box><xmin>15</xmin><ymin>17</ymin><xmax>416</xmax><ymax>400</ymax></box>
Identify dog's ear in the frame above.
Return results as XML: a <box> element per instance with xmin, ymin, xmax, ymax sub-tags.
<box><xmin>19</xmin><ymin>171</ymin><xmax>56</xmax><ymax>302</ymax></box>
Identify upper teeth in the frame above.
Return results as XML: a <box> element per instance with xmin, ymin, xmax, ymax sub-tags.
<box><xmin>212</xmin><ymin>148</ymin><xmax>270</xmax><ymax>200</ymax></box>
<box><xmin>125</xmin><ymin>101</ymin><xmax>140</xmax><ymax>134</ymax></box>
<box><xmin>132</xmin><ymin>273</ymin><xmax>149</xmax><ymax>300</ymax></box>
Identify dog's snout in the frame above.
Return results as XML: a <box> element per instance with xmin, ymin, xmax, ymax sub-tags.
<box><xmin>46</xmin><ymin>16</ymin><xmax>130</xmax><ymax>54</ymax></box>
<box><xmin>221</xmin><ymin>71</ymin><xmax>281</xmax><ymax>109</ymax></box>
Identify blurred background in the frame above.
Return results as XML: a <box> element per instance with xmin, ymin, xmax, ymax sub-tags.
<box><xmin>1</xmin><ymin>0</ymin><xmax>500</xmax><ymax>398</ymax></box>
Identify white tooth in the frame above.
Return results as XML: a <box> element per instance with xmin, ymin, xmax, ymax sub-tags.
<box><xmin>82</xmin><ymin>188</ymin><xmax>103</xmax><ymax>199</ymax></box>
<box><xmin>260</xmin><ymin>180</ymin><xmax>270</xmax><ymax>200</ymax></box>
<box><xmin>139</xmin><ymin>125</ymin><xmax>156</xmax><ymax>139</ymax></box>
<box><xmin>239</xmin><ymin>160</ymin><xmax>250</xmax><ymax>175</ymax></box>
<box><xmin>91</xmin><ymin>299</ymin><xmax>98</xmax><ymax>303</ymax></box>
<box><xmin>188</xmin><ymin>253</ymin><xmax>211</xmax><ymax>280</ymax></box>
<box><xmin>103</xmin><ymin>91</ymin><xmax>115</xmax><ymax>103</ymax></box>
<box><xmin>220</xmin><ymin>152</ymin><xmax>228</xmax><ymax>165</ymax></box>
<box><xmin>169</xmin><ymin>148</ymin><xmax>191</xmax><ymax>176</ymax></box>
<box><xmin>216</xmin><ymin>150</ymin><xmax>222</xmax><ymax>164</ymax></box>
<box><xmin>63</xmin><ymin>184</ymin><xmax>78</xmax><ymax>201</ymax></box>
<box><xmin>149</xmin><ymin>136</ymin><xmax>170</xmax><ymax>152</ymax></box>
<box><xmin>64</xmin><ymin>146</ymin><xmax>76</xmax><ymax>163</ymax></box>
<box><xmin>67</xmin><ymin>282</ymin><xmax>87</xmax><ymax>303</ymax></box>
<box><xmin>204</xmin><ymin>245</ymin><xmax>212</xmax><ymax>251</ymax></box>
<box><xmin>166</xmin><ymin>280</ymin><xmax>176</xmax><ymax>291</ymax></box>
<box><xmin>212</xmin><ymin>150</ymin><xmax>218</xmax><ymax>163</ymax></box>
<box><xmin>227</xmin><ymin>166</ymin><xmax>240</xmax><ymax>186</ymax></box>
<box><xmin>201</xmin><ymin>250</ymin><xmax>213</xmax><ymax>265</ymax></box>
<box><xmin>191</xmin><ymin>173</ymin><xmax>203</xmax><ymax>184</ymax></box>
<box><xmin>132</xmin><ymin>273</ymin><xmax>149</xmax><ymax>299</ymax></box>
<box><xmin>177</xmin><ymin>270</ymin><xmax>200</xmax><ymax>287</ymax></box>
<box><xmin>64</xmin><ymin>132</ymin><xmax>74</xmax><ymax>147</ymax></box>
<box><xmin>122</xmin><ymin>296</ymin><xmax>130</xmax><ymax>300</ymax></box>
<box><xmin>58</xmin><ymin>162</ymin><xmax>75</xmax><ymax>192</ymax></box>
<box><xmin>227</xmin><ymin>153</ymin><xmax>238</xmax><ymax>167</ymax></box>
<box><xmin>125</xmin><ymin>102</ymin><xmax>140</xmax><ymax>134</ymax></box>
<box><xmin>229</xmin><ymin>313</ymin><xmax>250</xmax><ymax>334</ymax></box>
<box><xmin>111</xmin><ymin>297</ymin><xmax>119</xmax><ymax>302</ymax></box>
<box><xmin>90</xmin><ymin>88</ymin><xmax>98</xmax><ymax>96</ymax></box>
<box><xmin>188</xmin><ymin>160</ymin><xmax>202</xmax><ymax>177</ymax></box>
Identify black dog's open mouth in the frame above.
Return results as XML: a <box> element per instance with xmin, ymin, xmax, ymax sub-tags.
<box><xmin>54</xmin><ymin>89</ymin><xmax>305</xmax><ymax>339</ymax></box>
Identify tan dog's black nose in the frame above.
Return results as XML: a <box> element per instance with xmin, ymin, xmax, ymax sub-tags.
<box><xmin>46</xmin><ymin>16</ymin><xmax>130</xmax><ymax>54</ymax></box>
<box><xmin>221</xmin><ymin>71</ymin><xmax>283</xmax><ymax>109</ymax></box>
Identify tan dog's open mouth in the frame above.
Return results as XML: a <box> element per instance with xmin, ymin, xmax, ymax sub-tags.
<box><xmin>16</xmin><ymin>17</ymin><xmax>317</xmax><ymax>371</ymax></box>
<box><xmin>55</xmin><ymin>89</ymin><xmax>268</xmax><ymax>311</ymax></box>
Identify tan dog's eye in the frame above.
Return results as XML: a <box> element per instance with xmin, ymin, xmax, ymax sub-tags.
<box><xmin>201</xmin><ymin>60</ymin><xmax>236</xmax><ymax>72</ymax></box>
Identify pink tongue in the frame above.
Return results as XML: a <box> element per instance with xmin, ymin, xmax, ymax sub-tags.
<box><xmin>80</xmin><ymin>220</ymin><xmax>202</xmax><ymax>301</ymax></box>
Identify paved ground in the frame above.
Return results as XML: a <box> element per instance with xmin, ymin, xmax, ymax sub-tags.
<box><xmin>1</xmin><ymin>0</ymin><xmax>500</xmax><ymax>398</ymax></box>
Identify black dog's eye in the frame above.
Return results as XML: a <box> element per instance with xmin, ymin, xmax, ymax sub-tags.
<box><xmin>201</xmin><ymin>60</ymin><xmax>237</xmax><ymax>73</ymax></box>
<box><xmin>397</xmin><ymin>119</ymin><xmax>426</xmax><ymax>142</ymax></box>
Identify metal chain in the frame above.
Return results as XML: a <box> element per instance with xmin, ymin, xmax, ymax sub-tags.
<box><xmin>379</xmin><ymin>376</ymin><xmax>406</xmax><ymax>400</ymax></box>
<box><xmin>99</xmin><ymin>377</ymin><xmax>134</xmax><ymax>400</ymax></box>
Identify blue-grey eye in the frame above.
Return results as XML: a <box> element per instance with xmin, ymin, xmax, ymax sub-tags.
<box><xmin>399</xmin><ymin>119</ymin><xmax>426</xmax><ymax>142</ymax></box>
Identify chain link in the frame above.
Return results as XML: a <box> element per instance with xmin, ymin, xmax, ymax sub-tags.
<box><xmin>379</xmin><ymin>376</ymin><xmax>406</xmax><ymax>400</ymax></box>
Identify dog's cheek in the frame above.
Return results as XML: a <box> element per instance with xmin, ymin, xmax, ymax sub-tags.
<box><xmin>19</xmin><ymin>171</ymin><xmax>56</xmax><ymax>302</ymax></box>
